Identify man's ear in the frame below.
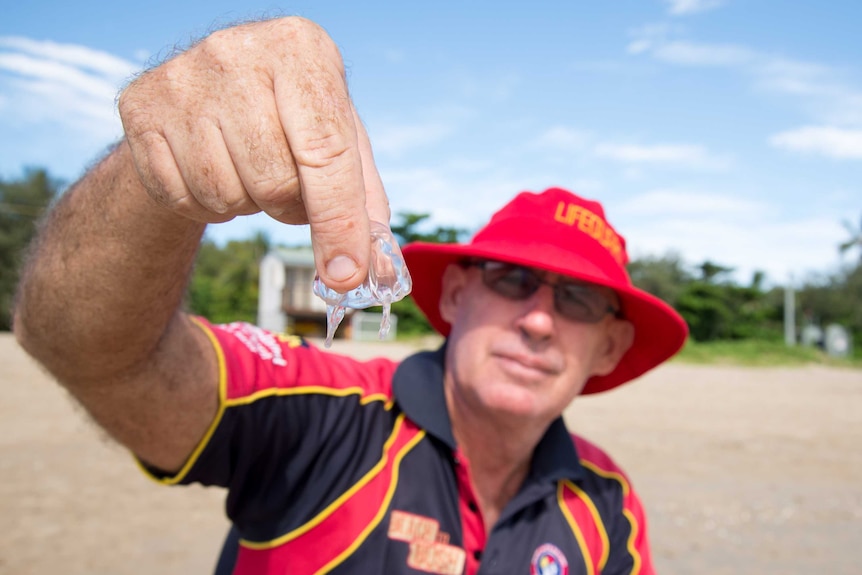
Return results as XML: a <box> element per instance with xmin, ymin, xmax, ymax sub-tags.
<box><xmin>591</xmin><ymin>318</ymin><xmax>635</xmax><ymax>377</ymax></box>
<box><xmin>438</xmin><ymin>264</ymin><xmax>470</xmax><ymax>324</ymax></box>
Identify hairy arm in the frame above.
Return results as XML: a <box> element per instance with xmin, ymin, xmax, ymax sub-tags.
<box><xmin>14</xmin><ymin>141</ymin><xmax>217</xmax><ymax>471</ymax></box>
<box><xmin>13</xmin><ymin>17</ymin><xmax>389</xmax><ymax>473</ymax></box>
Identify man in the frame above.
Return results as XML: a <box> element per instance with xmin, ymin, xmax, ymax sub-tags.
<box><xmin>13</xmin><ymin>16</ymin><xmax>687</xmax><ymax>575</ymax></box>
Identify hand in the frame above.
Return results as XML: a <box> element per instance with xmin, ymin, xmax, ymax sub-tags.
<box><xmin>118</xmin><ymin>17</ymin><xmax>389</xmax><ymax>291</ymax></box>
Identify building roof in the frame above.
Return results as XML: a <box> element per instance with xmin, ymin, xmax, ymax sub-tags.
<box><xmin>267</xmin><ymin>246</ymin><xmax>316</xmax><ymax>267</ymax></box>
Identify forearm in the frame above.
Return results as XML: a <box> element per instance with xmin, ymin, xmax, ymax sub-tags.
<box><xmin>14</xmin><ymin>140</ymin><xmax>206</xmax><ymax>386</ymax></box>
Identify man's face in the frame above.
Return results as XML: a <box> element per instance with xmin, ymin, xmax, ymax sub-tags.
<box><xmin>439</xmin><ymin>261</ymin><xmax>634</xmax><ymax>426</ymax></box>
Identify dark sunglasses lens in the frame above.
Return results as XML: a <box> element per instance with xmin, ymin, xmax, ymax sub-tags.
<box><xmin>477</xmin><ymin>261</ymin><xmax>615</xmax><ymax>323</ymax></box>
<box><xmin>556</xmin><ymin>284</ymin><xmax>609</xmax><ymax>323</ymax></box>
<box><xmin>481</xmin><ymin>263</ymin><xmax>539</xmax><ymax>299</ymax></box>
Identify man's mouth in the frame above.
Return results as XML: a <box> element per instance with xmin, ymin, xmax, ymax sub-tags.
<box><xmin>493</xmin><ymin>351</ymin><xmax>560</xmax><ymax>378</ymax></box>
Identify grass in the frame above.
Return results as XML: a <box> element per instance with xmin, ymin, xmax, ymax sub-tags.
<box><xmin>397</xmin><ymin>332</ymin><xmax>862</xmax><ymax>369</ymax></box>
<box><xmin>674</xmin><ymin>338</ymin><xmax>862</xmax><ymax>368</ymax></box>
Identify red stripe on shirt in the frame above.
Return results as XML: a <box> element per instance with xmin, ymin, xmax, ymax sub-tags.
<box><xmin>203</xmin><ymin>319</ymin><xmax>399</xmax><ymax>402</ymax></box>
<box><xmin>558</xmin><ymin>480</ymin><xmax>607</xmax><ymax>575</ymax></box>
<box><xmin>232</xmin><ymin>415</ymin><xmax>425</xmax><ymax>575</ymax></box>
<box><xmin>573</xmin><ymin>435</ymin><xmax>655</xmax><ymax>575</ymax></box>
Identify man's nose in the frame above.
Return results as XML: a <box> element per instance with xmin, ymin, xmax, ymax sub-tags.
<box><xmin>515</xmin><ymin>284</ymin><xmax>557</xmax><ymax>341</ymax></box>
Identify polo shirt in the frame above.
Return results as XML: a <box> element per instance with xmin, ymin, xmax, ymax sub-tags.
<box><xmin>144</xmin><ymin>319</ymin><xmax>655</xmax><ymax>575</ymax></box>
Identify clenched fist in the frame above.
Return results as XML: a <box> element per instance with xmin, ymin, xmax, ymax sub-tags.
<box><xmin>118</xmin><ymin>17</ymin><xmax>389</xmax><ymax>290</ymax></box>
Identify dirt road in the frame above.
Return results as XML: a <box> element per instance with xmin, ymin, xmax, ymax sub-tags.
<box><xmin>2</xmin><ymin>333</ymin><xmax>860</xmax><ymax>574</ymax></box>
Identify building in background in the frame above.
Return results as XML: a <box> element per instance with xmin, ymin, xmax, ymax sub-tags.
<box><xmin>257</xmin><ymin>247</ymin><xmax>397</xmax><ymax>341</ymax></box>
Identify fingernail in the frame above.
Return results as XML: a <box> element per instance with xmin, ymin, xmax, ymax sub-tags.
<box><xmin>326</xmin><ymin>255</ymin><xmax>358</xmax><ymax>282</ymax></box>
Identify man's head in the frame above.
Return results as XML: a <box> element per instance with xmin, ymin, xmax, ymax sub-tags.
<box><xmin>402</xmin><ymin>187</ymin><xmax>688</xmax><ymax>396</ymax></box>
<box><xmin>431</xmin><ymin>257</ymin><xmax>637</xmax><ymax>424</ymax></box>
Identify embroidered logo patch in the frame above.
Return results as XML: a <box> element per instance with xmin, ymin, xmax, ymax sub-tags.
<box><xmin>221</xmin><ymin>322</ymin><xmax>288</xmax><ymax>366</ymax></box>
<box><xmin>530</xmin><ymin>543</ymin><xmax>569</xmax><ymax>575</ymax></box>
<box><xmin>388</xmin><ymin>510</ymin><xmax>465</xmax><ymax>575</ymax></box>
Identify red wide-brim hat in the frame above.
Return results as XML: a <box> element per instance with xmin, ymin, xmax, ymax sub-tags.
<box><xmin>402</xmin><ymin>187</ymin><xmax>688</xmax><ymax>395</ymax></box>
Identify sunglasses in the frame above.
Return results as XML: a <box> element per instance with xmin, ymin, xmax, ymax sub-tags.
<box><xmin>466</xmin><ymin>260</ymin><xmax>619</xmax><ymax>324</ymax></box>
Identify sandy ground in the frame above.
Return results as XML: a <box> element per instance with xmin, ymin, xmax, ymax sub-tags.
<box><xmin>2</xmin><ymin>332</ymin><xmax>861</xmax><ymax>575</ymax></box>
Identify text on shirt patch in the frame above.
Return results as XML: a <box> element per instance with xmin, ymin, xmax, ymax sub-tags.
<box><xmin>222</xmin><ymin>322</ymin><xmax>288</xmax><ymax>366</ymax></box>
<box><xmin>388</xmin><ymin>510</ymin><xmax>465</xmax><ymax>575</ymax></box>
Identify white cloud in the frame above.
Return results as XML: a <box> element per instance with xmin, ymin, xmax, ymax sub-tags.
<box><xmin>0</xmin><ymin>36</ymin><xmax>142</xmax><ymax>179</ymax></box>
<box><xmin>0</xmin><ymin>36</ymin><xmax>140</xmax><ymax>131</ymax></box>
<box><xmin>652</xmin><ymin>41</ymin><xmax>753</xmax><ymax>66</ymax></box>
<box><xmin>664</xmin><ymin>0</ymin><xmax>726</xmax><ymax>16</ymax></box>
<box><xmin>627</xmin><ymin>33</ymin><xmax>862</xmax><ymax>127</ymax></box>
<box><xmin>594</xmin><ymin>142</ymin><xmax>729</xmax><ymax>169</ymax></box>
<box><xmin>626</xmin><ymin>23</ymin><xmax>674</xmax><ymax>55</ymax></box>
<box><xmin>769</xmin><ymin>126</ymin><xmax>862</xmax><ymax>160</ymax></box>
<box><xmin>532</xmin><ymin>122</ymin><xmax>731</xmax><ymax>172</ymax></box>
<box><xmin>531</xmin><ymin>126</ymin><xmax>591</xmax><ymax>152</ymax></box>
<box><xmin>0</xmin><ymin>52</ymin><xmax>121</xmax><ymax>103</ymax></box>
<box><xmin>369</xmin><ymin>122</ymin><xmax>455</xmax><ymax>158</ymax></box>
<box><xmin>620</xmin><ymin>189</ymin><xmax>766</xmax><ymax>217</ymax></box>
<box><xmin>618</xmin><ymin>190</ymin><xmax>846</xmax><ymax>283</ymax></box>
<box><xmin>0</xmin><ymin>36</ymin><xmax>138</xmax><ymax>79</ymax></box>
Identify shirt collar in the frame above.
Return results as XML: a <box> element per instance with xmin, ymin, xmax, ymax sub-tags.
<box><xmin>392</xmin><ymin>344</ymin><xmax>584</xmax><ymax>483</ymax></box>
<box><xmin>392</xmin><ymin>345</ymin><xmax>456</xmax><ymax>448</ymax></box>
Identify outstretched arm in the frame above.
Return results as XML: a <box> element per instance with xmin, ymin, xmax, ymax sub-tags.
<box><xmin>13</xmin><ymin>17</ymin><xmax>389</xmax><ymax>472</ymax></box>
<box><xmin>15</xmin><ymin>143</ymin><xmax>216</xmax><ymax>471</ymax></box>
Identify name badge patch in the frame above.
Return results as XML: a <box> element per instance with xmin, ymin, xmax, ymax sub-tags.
<box><xmin>388</xmin><ymin>510</ymin><xmax>465</xmax><ymax>575</ymax></box>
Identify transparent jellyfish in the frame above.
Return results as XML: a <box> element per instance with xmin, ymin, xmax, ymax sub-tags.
<box><xmin>312</xmin><ymin>221</ymin><xmax>413</xmax><ymax>347</ymax></box>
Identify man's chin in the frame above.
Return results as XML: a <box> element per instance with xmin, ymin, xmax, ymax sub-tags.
<box><xmin>478</xmin><ymin>386</ymin><xmax>550</xmax><ymax>422</ymax></box>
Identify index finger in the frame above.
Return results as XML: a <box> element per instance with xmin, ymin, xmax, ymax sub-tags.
<box><xmin>275</xmin><ymin>25</ymin><xmax>370</xmax><ymax>292</ymax></box>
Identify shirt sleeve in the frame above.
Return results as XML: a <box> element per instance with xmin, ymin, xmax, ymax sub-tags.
<box><xmin>572</xmin><ymin>435</ymin><xmax>656</xmax><ymax>575</ymax></box>
<box><xmin>602</xmin><ymin>481</ymin><xmax>655</xmax><ymax>575</ymax></box>
<box><xmin>138</xmin><ymin>318</ymin><xmax>398</xmax><ymax>490</ymax></box>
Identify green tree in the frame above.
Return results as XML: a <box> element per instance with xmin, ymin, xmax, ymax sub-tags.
<box><xmin>390</xmin><ymin>212</ymin><xmax>470</xmax><ymax>336</ymax></box>
<box><xmin>0</xmin><ymin>169</ymin><xmax>62</xmax><ymax>330</ymax></box>
<box><xmin>673</xmin><ymin>260</ymin><xmax>778</xmax><ymax>342</ymax></box>
<box><xmin>187</xmin><ymin>231</ymin><xmax>270</xmax><ymax>324</ymax></box>
<box><xmin>627</xmin><ymin>252</ymin><xmax>692</xmax><ymax>307</ymax></box>
<box><xmin>839</xmin><ymin>213</ymin><xmax>862</xmax><ymax>262</ymax></box>
<box><xmin>797</xmin><ymin>262</ymin><xmax>862</xmax><ymax>355</ymax></box>
<box><xmin>390</xmin><ymin>212</ymin><xmax>468</xmax><ymax>245</ymax></box>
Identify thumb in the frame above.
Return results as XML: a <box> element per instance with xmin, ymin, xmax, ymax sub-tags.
<box><xmin>303</xmin><ymin>170</ymin><xmax>371</xmax><ymax>292</ymax></box>
<box><xmin>353</xmin><ymin>105</ymin><xmax>391</xmax><ymax>227</ymax></box>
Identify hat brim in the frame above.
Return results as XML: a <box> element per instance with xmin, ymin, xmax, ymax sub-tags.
<box><xmin>402</xmin><ymin>241</ymin><xmax>688</xmax><ymax>394</ymax></box>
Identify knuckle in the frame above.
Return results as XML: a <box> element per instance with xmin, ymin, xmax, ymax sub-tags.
<box><xmin>312</xmin><ymin>210</ymin><xmax>360</xmax><ymax>245</ymax></box>
<box><xmin>119</xmin><ymin>66</ymin><xmax>185</xmax><ymax>137</ymax></box>
<box><xmin>117</xmin><ymin>79</ymin><xmax>150</xmax><ymax>135</ymax></box>
<box><xmin>250</xmin><ymin>174</ymin><xmax>302</xmax><ymax>210</ymax></box>
<box><xmin>292</xmin><ymin>131</ymin><xmax>352</xmax><ymax>170</ymax></box>
<box><xmin>272</xmin><ymin>17</ymin><xmax>344</xmax><ymax>70</ymax></box>
<box><xmin>142</xmin><ymin>170</ymin><xmax>187</xmax><ymax>214</ymax></box>
<box><xmin>245</xmin><ymin>122</ymin><xmax>295</xmax><ymax>173</ymax></box>
<box><xmin>307</xmin><ymin>184</ymin><xmax>365</xmax><ymax>232</ymax></box>
<box><xmin>187</xmin><ymin>170</ymin><xmax>237</xmax><ymax>215</ymax></box>
<box><xmin>171</xmin><ymin>194</ymin><xmax>231</xmax><ymax>224</ymax></box>
<box><xmin>195</xmin><ymin>29</ymin><xmax>240</xmax><ymax>71</ymax></box>
<box><xmin>219</xmin><ymin>195</ymin><xmax>258</xmax><ymax>216</ymax></box>
<box><xmin>275</xmin><ymin>16</ymin><xmax>325</xmax><ymax>41</ymax></box>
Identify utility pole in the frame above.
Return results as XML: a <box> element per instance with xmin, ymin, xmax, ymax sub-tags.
<box><xmin>784</xmin><ymin>275</ymin><xmax>796</xmax><ymax>347</ymax></box>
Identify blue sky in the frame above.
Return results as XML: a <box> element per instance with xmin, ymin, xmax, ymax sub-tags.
<box><xmin>2</xmin><ymin>0</ymin><xmax>860</xmax><ymax>286</ymax></box>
